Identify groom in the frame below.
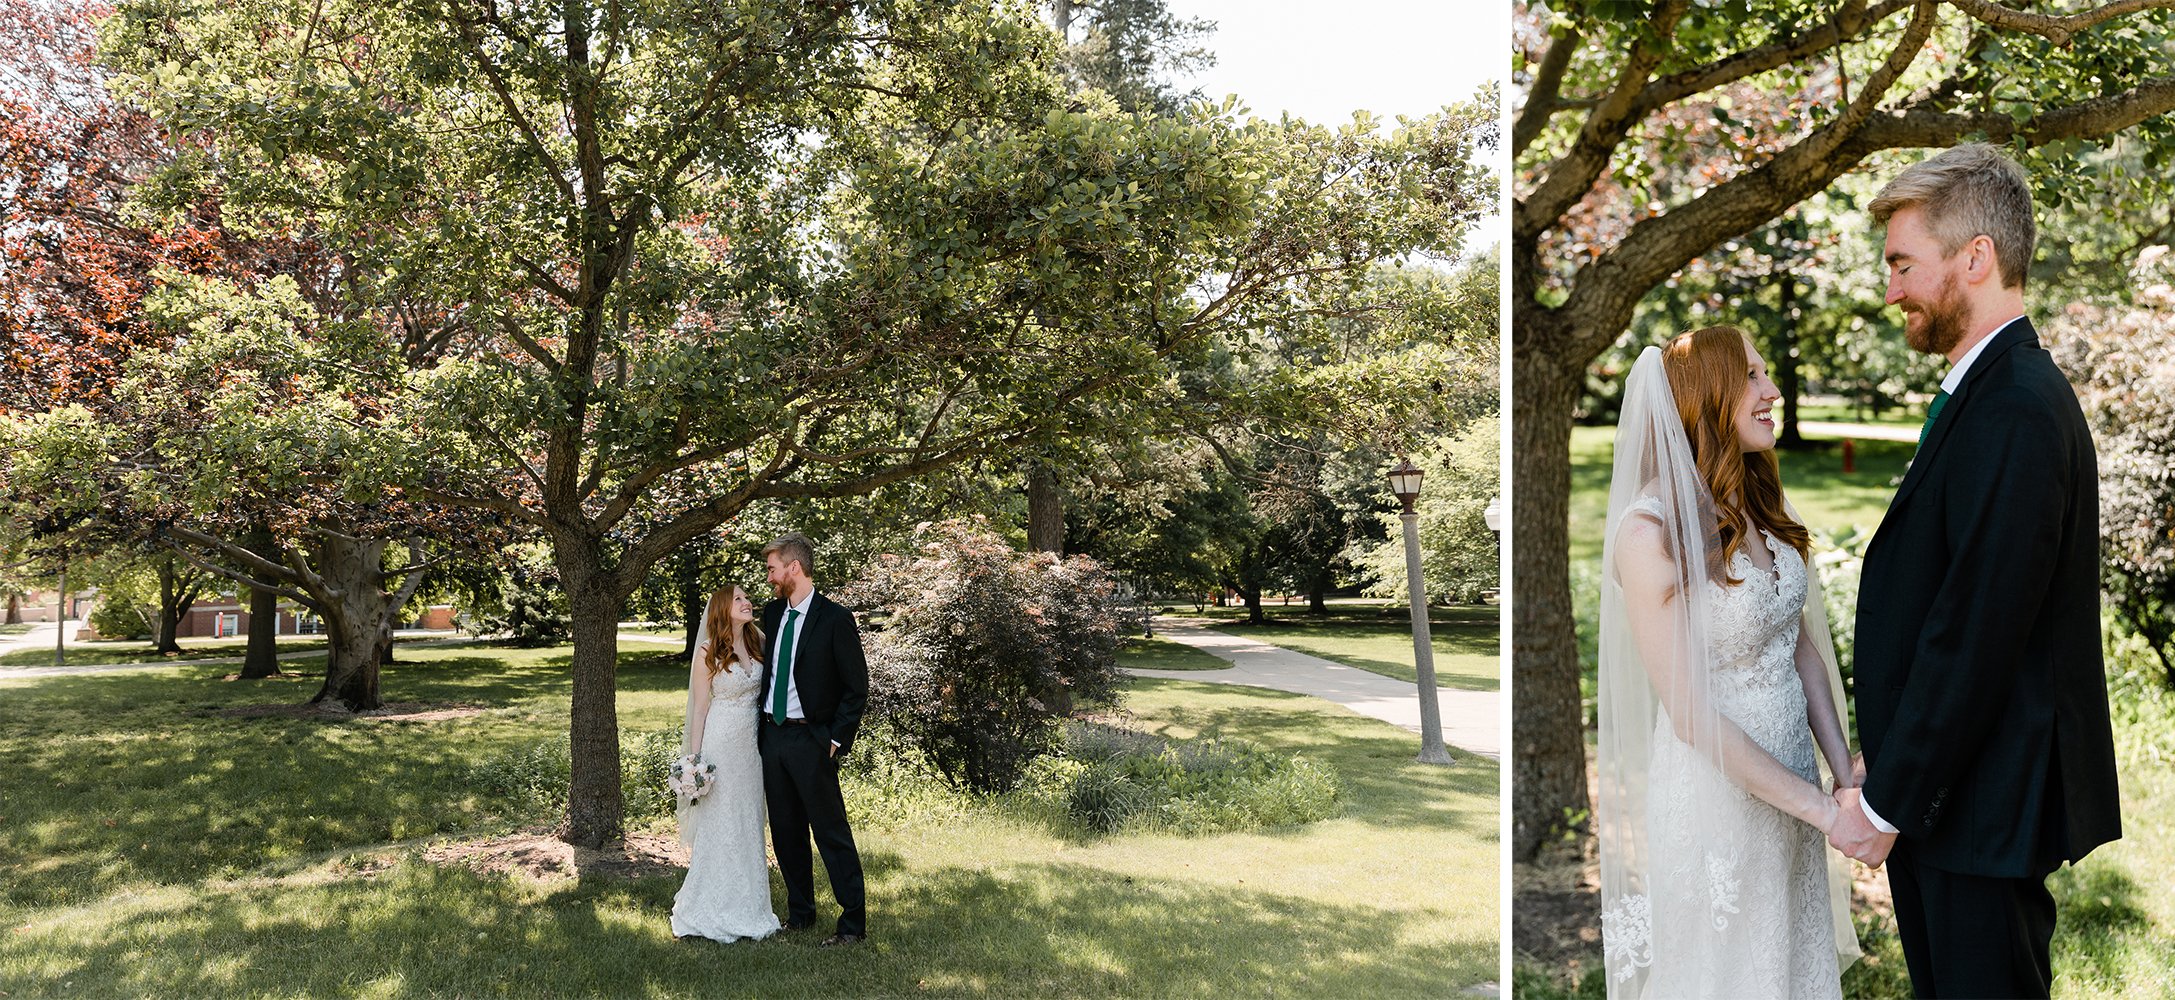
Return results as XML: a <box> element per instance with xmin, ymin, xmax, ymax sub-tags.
<box><xmin>757</xmin><ymin>532</ymin><xmax>869</xmax><ymax>946</ymax></box>
<box><xmin>1829</xmin><ymin>144</ymin><xmax>2121</xmax><ymax>998</ymax></box>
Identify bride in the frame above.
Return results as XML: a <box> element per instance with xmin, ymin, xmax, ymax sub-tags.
<box><xmin>1595</xmin><ymin>327</ymin><xmax>1862</xmax><ymax>997</ymax></box>
<box><xmin>671</xmin><ymin>584</ymin><xmax>782</xmax><ymax>942</ymax></box>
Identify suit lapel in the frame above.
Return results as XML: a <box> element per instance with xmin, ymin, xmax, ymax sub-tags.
<box><xmin>1884</xmin><ymin>319</ymin><xmax>2037</xmax><ymax>512</ymax></box>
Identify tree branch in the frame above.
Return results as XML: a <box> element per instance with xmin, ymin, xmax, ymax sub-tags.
<box><xmin>1511</xmin><ymin>20</ymin><xmax>1581</xmax><ymax>157</ymax></box>
<box><xmin>1517</xmin><ymin>0</ymin><xmax>1694</xmax><ymax>244</ymax></box>
<box><xmin>1946</xmin><ymin>0</ymin><xmax>2175</xmax><ymax>47</ymax></box>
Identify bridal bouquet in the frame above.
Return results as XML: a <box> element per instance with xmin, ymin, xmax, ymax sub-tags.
<box><xmin>667</xmin><ymin>753</ymin><xmax>717</xmax><ymax>805</ymax></box>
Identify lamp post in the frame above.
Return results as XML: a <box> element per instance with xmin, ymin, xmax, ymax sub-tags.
<box><xmin>1390</xmin><ymin>457</ymin><xmax>1452</xmax><ymax>765</ymax></box>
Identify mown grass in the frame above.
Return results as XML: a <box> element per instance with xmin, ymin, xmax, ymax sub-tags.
<box><xmin>1119</xmin><ymin>635</ymin><xmax>1231</xmax><ymax>671</ymax></box>
<box><xmin>0</xmin><ymin>635</ymin><xmax>334</xmax><ymax>668</ymax></box>
<box><xmin>1181</xmin><ymin>601</ymin><xmax>1498</xmax><ymax>690</ymax></box>
<box><xmin>0</xmin><ymin>637</ymin><xmax>1497</xmax><ymax>997</ymax></box>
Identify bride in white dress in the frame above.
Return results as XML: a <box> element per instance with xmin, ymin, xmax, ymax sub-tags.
<box><xmin>1596</xmin><ymin>327</ymin><xmax>1862</xmax><ymax>998</ymax></box>
<box><xmin>671</xmin><ymin>585</ymin><xmax>782</xmax><ymax>943</ymax></box>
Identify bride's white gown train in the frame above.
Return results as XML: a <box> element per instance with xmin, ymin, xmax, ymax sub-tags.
<box><xmin>670</xmin><ymin>656</ymin><xmax>780</xmax><ymax>942</ymax></box>
<box><xmin>1612</xmin><ymin>494</ymin><xmax>1840</xmax><ymax>998</ymax></box>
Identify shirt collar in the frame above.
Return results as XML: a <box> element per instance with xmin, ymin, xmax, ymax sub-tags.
<box><xmin>1940</xmin><ymin>315</ymin><xmax>2025</xmax><ymax>395</ymax></box>
<box><xmin>787</xmin><ymin>590</ymin><xmax>815</xmax><ymax>617</ymax></box>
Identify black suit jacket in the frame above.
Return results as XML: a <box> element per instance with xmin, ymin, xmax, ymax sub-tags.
<box><xmin>1855</xmin><ymin>318</ymin><xmax>2120</xmax><ymax>877</ymax></box>
<box><xmin>759</xmin><ymin>591</ymin><xmax>871</xmax><ymax>756</ymax></box>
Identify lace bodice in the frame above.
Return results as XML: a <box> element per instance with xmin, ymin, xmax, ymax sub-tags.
<box><xmin>1626</xmin><ymin>494</ymin><xmax>1812</xmax><ymax>768</ymax></box>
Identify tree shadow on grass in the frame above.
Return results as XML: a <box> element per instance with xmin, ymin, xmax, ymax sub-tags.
<box><xmin>1120</xmin><ymin>680</ymin><xmax>1497</xmax><ymax>838</ymax></box>
<box><xmin>2048</xmin><ymin>860</ymin><xmax>2161</xmax><ymax>991</ymax></box>
<box><xmin>4</xmin><ymin>849</ymin><xmax>1491</xmax><ymax>997</ymax></box>
<box><xmin>0</xmin><ymin>677</ymin><xmax>551</xmax><ymax>910</ymax></box>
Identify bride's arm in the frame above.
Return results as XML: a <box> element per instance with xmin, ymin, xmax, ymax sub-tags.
<box><xmin>1616</xmin><ymin>515</ymin><xmax>1841</xmax><ymax>833</ymax></box>
<box><xmin>685</xmin><ymin>645</ymin><xmax>712</xmax><ymax>752</ymax></box>
<box><xmin>1794</xmin><ymin>629</ymin><xmax>1854</xmax><ymax>789</ymax></box>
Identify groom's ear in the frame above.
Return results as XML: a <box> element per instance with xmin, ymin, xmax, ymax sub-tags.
<box><xmin>1963</xmin><ymin>234</ymin><xmax>2001</xmax><ymax>285</ymax></box>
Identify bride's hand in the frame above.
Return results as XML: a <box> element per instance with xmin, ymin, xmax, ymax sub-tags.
<box><xmin>1814</xmin><ymin>793</ymin><xmax>1841</xmax><ymax>835</ymax></box>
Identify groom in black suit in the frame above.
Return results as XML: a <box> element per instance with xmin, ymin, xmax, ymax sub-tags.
<box><xmin>757</xmin><ymin>532</ymin><xmax>869</xmax><ymax>946</ymax></box>
<box><xmin>1831</xmin><ymin>144</ymin><xmax>2121</xmax><ymax>998</ymax></box>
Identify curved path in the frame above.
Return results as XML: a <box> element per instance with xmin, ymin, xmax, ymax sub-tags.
<box><xmin>1125</xmin><ymin>619</ymin><xmax>1499</xmax><ymax>760</ymax></box>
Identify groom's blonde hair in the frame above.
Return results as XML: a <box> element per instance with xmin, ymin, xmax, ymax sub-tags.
<box><xmin>1869</xmin><ymin>143</ymin><xmax>2036</xmax><ymax>290</ymax></box>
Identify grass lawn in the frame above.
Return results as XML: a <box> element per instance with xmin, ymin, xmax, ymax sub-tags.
<box><xmin>0</xmin><ymin>623</ymin><xmax>32</xmax><ymax>636</ymax></box>
<box><xmin>0</xmin><ymin>635</ymin><xmax>336</xmax><ymax>668</ymax></box>
<box><xmin>0</xmin><ymin>639</ymin><xmax>1496</xmax><ymax>997</ymax></box>
<box><xmin>1120</xmin><ymin>636</ymin><xmax>1231</xmax><ymax>671</ymax></box>
<box><xmin>1176</xmin><ymin>602</ymin><xmax>1498</xmax><ymax>691</ymax></box>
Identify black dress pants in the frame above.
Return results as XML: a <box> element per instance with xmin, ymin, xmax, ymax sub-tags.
<box><xmin>1887</xmin><ymin>841</ymin><xmax>2056</xmax><ymax>999</ymax></box>
<box><xmin>759</xmin><ymin>719</ymin><xmax>866</xmax><ymax>936</ymax></box>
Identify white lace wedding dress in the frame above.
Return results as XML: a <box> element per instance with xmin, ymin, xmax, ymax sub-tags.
<box><xmin>1620</xmin><ymin>495</ymin><xmax>1840</xmax><ymax>998</ymax></box>
<box><xmin>670</xmin><ymin>655</ymin><xmax>780</xmax><ymax>942</ymax></box>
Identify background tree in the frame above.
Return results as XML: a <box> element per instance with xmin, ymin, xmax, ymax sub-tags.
<box><xmin>1511</xmin><ymin>0</ymin><xmax>2175</xmax><ymax>860</ymax></box>
<box><xmin>103</xmin><ymin>0</ymin><xmax>1486</xmax><ymax>847</ymax></box>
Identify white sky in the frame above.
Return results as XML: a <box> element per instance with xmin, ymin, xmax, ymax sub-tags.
<box><xmin>1163</xmin><ymin>0</ymin><xmax>1508</xmax><ymax>255</ymax></box>
<box><xmin>1164</xmin><ymin>1</ymin><xmax>1506</xmax><ymax>126</ymax></box>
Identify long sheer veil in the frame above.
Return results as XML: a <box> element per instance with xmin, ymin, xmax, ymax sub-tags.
<box><xmin>676</xmin><ymin>592</ymin><xmax>718</xmax><ymax>841</ymax></box>
<box><xmin>1594</xmin><ymin>346</ymin><xmax>1859</xmax><ymax>995</ymax></box>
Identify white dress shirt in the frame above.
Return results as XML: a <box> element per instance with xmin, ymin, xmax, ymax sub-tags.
<box><xmin>772</xmin><ymin>590</ymin><xmax>814</xmax><ymax>721</ymax></box>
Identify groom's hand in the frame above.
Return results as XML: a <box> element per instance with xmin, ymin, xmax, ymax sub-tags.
<box><xmin>1829</xmin><ymin>787</ymin><xmax>1897</xmax><ymax>867</ymax></box>
<box><xmin>1850</xmin><ymin>752</ymin><xmax>1866</xmax><ymax>789</ymax></box>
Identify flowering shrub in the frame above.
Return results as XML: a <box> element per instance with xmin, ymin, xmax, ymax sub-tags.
<box><xmin>841</xmin><ymin>520</ymin><xmax>1131</xmax><ymax>793</ymax></box>
<box><xmin>2048</xmin><ymin>252</ymin><xmax>2175</xmax><ymax>689</ymax></box>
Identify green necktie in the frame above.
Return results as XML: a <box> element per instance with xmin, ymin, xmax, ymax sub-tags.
<box><xmin>1917</xmin><ymin>389</ymin><xmax>1950</xmax><ymax>447</ymax></box>
<box><xmin>771</xmin><ymin>608</ymin><xmax>801</xmax><ymax>724</ymax></box>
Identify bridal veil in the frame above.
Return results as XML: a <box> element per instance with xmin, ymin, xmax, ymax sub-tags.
<box><xmin>1594</xmin><ymin>346</ymin><xmax>1859</xmax><ymax>995</ymax></box>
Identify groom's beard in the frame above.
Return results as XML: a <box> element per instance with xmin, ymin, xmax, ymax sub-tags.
<box><xmin>1904</xmin><ymin>272</ymin><xmax>1969</xmax><ymax>356</ymax></box>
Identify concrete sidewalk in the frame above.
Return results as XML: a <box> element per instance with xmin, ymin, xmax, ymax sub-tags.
<box><xmin>1794</xmin><ymin>419</ymin><xmax>1920</xmax><ymax>443</ymax></box>
<box><xmin>1126</xmin><ymin>619</ymin><xmax>1499</xmax><ymax>760</ymax></box>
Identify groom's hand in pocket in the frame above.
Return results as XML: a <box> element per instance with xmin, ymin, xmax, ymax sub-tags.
<box><xmin>1829</xmin><ymin>787</ymin><xmax>1897</xmax><ymax>867</ymax></box>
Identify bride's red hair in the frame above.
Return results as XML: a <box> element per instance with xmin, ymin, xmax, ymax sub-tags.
<box><xmin>1662</xmin><ymin>326</ymin><xmax>1811</xmax><ymax>582</ymax></box>
<box><xmin>702</xmin><ymin>585</ymin><xmax>767</xmax><ymax>677</ymax></box>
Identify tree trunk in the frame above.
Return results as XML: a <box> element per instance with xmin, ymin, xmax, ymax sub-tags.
<box><xmin>6</xmin><ymin>593</ymin><xmax>20</xmax><ymax>624</ymax></box>
<box><xmin>239</xmin><ymin>583</ymin><xmax>282</xmax><ymax>678</ymax></box>
<box><xmin>1775</xmin><ymin>268</ymin><xmax>1807</xmax><ymax>449</ymax></box>
<box><xmin>1027</xmin><ymin>461</ymin><xmax>1065</xmax><ymax>554</ymax></box>
<box><xmin>155</xmin><ymin>557</ymin><xmax>185</xmax><ymax>654</ymax></box>
<box><xmin>1511</xmin><ymin>317</ymin><xmax>1595</xmax><ymax>862</ymax></box>
<box><xmin>1238</xmin><ymin>584</ymin><xmax>1265</xmax><ymax>625</ymax></box>
<box><xmin>679</xmin><ymin>578</ymin><xmax>706</xmax><ymax>658</ymax></box>
<box><xmin>559</xmin><ymin>542</ymin><xmax>626</xmax><ymax>848</ymax></box>
<box><xmin>308</xmin><ymin>535</ymin><xmax>390</xmax><ymax>711</ymax></box>
<box><xmin>1306</xmin><ymin>564</ymin><xmax>1331</xmax><ymax>614</ymax></box>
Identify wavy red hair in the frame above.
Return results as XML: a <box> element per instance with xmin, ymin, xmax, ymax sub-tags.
<box><xmin>702</xmin><ymin>585</ymin><xmax>767</xmax><ymax>677</ymax></box>
<box><xmin>1661</xmin><ymin>326</ymin><xmax>1811</xmax><ymax>582</ymax></box>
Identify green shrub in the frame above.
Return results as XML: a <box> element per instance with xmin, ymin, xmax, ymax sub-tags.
<box><xmin>469</xmin><ymin>727</ymin><xmax>683</xmax><ymax>822</ymax></box>
<box><xmin>1058</xmin><ymin>721</ymin><xmax>1338</xmax><ymax>835</ymax></box>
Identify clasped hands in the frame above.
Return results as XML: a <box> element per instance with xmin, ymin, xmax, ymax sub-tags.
<box><xmin>1824</xmin><ymin>753</ymin><xmax>1895</xmax><ymax>868</ymax></box>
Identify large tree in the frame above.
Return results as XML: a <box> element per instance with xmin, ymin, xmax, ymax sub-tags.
<box><xmin>103</xmin><ymin>0</ymin><xmax>1482</xmax><ymax>846</ymax></box>
<box><xmin>1512</xmin><ymin>0</ymin><xmax>2175</xmax><ymax>860</ymax></box>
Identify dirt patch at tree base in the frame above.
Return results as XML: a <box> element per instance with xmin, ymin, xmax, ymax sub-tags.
<box><xmin>422</xmin><ymin>832</ymin><xmax>688</xmax><ymax>881</ymax></box>
<box><xmin>215</xmin><ymin>701</ymin><xmax>486</xmax><ymax>723</ymax></box>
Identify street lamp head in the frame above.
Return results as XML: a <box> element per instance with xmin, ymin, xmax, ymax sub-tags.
<box><xmin>1484</xmin><ymin>496</ymin><xmax>1503</xmax><ymax>533</ymax></box>
<box><xmin>1387</xmin><ymin>457</ymin><xmax>1424</xmax><ymax>513</ymax></box>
